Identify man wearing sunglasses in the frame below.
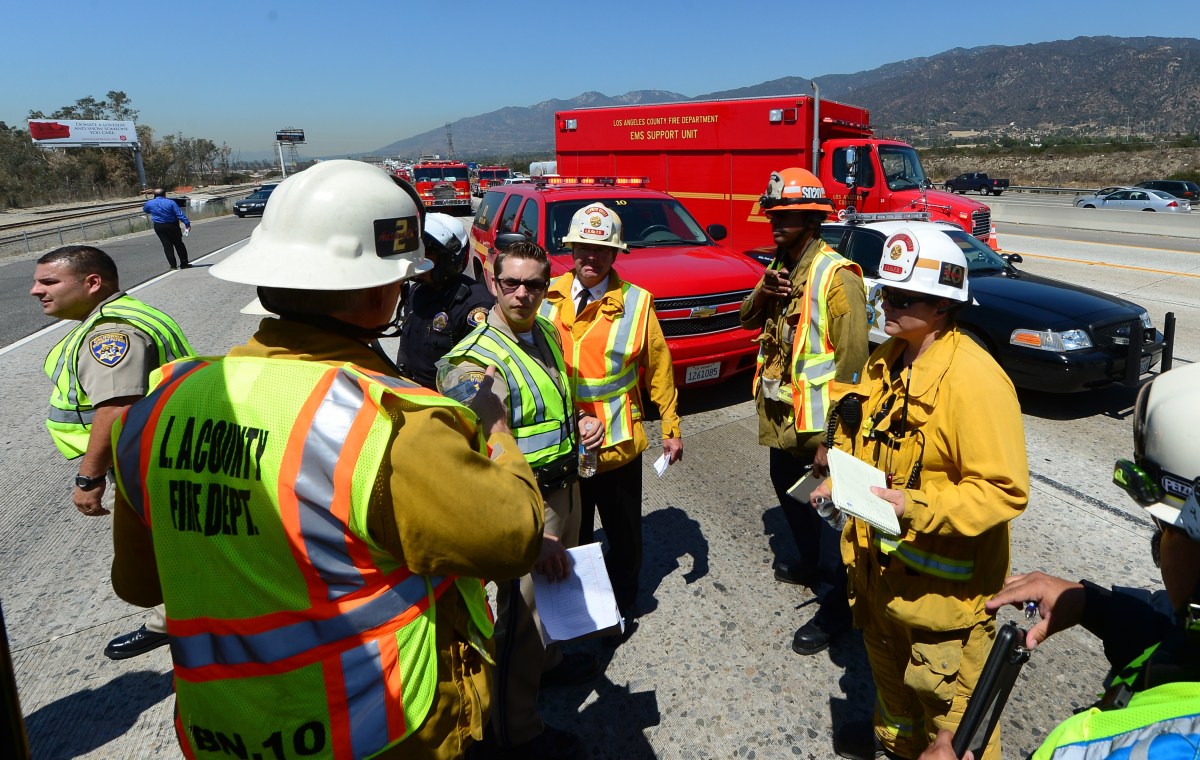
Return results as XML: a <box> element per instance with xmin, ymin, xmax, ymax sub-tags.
<box><xmin>540</xmin><ymin>203</ymin><xmax>684</xmax><ymax>634</ymax></box>
<box><xmin>442</xmin><ymin>239</ymin><xmax>605</xmax><ymax>759</ymax></box>
<box><xmin>740</xmin><ymin>168</ymin><xmax>869</xmax><ymax>657</ymax></box>
<box><xmin>921</xmin><ymin>362</ymin><xmax>1200</xmax><ymax>760</ymax></box>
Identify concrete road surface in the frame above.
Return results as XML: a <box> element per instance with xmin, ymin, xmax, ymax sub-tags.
<box><xmin>0</xmin><ymin>214</ymin><xmax>1193</xmax><ymax>758</ymax></box>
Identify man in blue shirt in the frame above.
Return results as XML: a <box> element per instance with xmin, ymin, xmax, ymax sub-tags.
<box><xmin>142</xmin><ymin>188</ymin><xmax>191</xmax><ymax>269</ymax></box>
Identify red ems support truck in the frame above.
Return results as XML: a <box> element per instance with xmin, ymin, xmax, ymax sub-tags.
<box><xmin>412</xmin><ymin>158</ymin><xmax>472</xmax><ymax>214</ymax></box>
<box><xmin>554</xmin><ymin>95</ymin><xmax>994</xmax><ymax>257</ymax></box>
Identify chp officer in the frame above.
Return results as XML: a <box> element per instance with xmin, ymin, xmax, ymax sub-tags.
<box><xmin>441</xmin><ymin>239</ymin><xmax>604</xmax><ymax>758</ymax></box>
<box><xmin>396</xmin><ymin>212</ymin><xmax>494</xmax><ymax>389</ymax></box>
<box><xmin>31</xmin><ymin>245</ymin><xmax>193</xmax><ymax>660</ymax></box>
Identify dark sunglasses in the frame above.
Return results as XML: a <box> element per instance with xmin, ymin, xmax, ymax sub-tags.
<box><xmin>497</xmin><ymin>277</ymin><xmax>548</xmax><ymax>293</ymax></box>
<box><xmin>880</xmin><ymin>287</ymin><xmax>939</xmax><ymax>310</ymax></box>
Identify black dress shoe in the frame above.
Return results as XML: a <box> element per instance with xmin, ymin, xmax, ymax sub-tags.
<box><xmin>791</xmin><ymin>616</ymin><xmax>849</xmax><ymax>656</ymax></box>
<box><xmin>104</xmin><ymin>625</ymin><xmax>170</xmax><ymax>660</ymax></box>
<box><xmin>773</xmin><ymin>561</ymin><xmax>818</xmax><ymax>586</ymax></box>
<box><xmin>833</xmin><ymin>720</ymin><xmax>886</xmax><ymax>760</ymax></box>
<box><xmin>540</xmin><ymin>652</ymin><xmax>603</xmax><ymax>688</ymax></box>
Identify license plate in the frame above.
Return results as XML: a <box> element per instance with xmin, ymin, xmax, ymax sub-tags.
<box><xmin>685</xmin><ymin>362</ymin><xmax>720</xmax><ymax>384</ymax></box>
<box><xmin>1140</xmin><ymin>355</ymin><xmax>1152</xmax><ymax>374</ymax></box>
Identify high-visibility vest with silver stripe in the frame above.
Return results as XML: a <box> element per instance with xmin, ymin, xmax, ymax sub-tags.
<box><xmin>112</xmin><ymin>356</ymin><xmax>494</xmax><ymax>760</ymax></box>
<box><xmin>752</xmin><ymin>244</ymin><xmax>862</xmax><ymax>433</ymax></box>
<box><xmin>442</xmin><ymin>317</ymin><xmax>575</xmax><ymax>469</ymax></box>
<box><xmin>540</xmin><ymin>280</ymin><xmax>652</xmax><ymax>448</ymax></box>
<box><xmin>1033</xmin><ymin>682</ymin><xmax>1200</xmax><ymax>759</ymax></box>
<box><xmin>43</xmin><ymin>294</ymin><xmax>193</xmax><ymax>459</ymax></box>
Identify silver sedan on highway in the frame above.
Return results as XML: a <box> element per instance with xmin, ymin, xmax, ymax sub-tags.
<box><xmin>1075</xmin><ymin>188</ymin><xmax>1191</xmax><ymax>213</ymax></box>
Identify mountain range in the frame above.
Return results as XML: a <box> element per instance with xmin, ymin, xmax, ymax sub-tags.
<box><xmin>372</xmin><ymin>36</ymin><xmax>1200</xmax><ymax>158</ymax></box>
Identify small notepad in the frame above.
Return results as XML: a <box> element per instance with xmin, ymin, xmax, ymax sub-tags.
<box><xmin>828</xmin><ymin>448</ymin><xmax>901</xmax><ymax>536</ymax></box>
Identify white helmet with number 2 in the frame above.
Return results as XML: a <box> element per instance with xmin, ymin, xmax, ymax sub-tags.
<box><xmin>211</xmin><ymin>160</ymin><xmax>430</xmax><ymax>290</ymax></box>
<box><xmin>876</xmin><ymin>226</ymin><xmax>969</xmax><ymax>303</ymax></box>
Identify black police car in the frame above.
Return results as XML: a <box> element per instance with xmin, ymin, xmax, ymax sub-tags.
<box><xmin>233</xmin><ymin>188</ymin><xmax>274</xmax><ymax>218</ymax></box>
<box><xmin>820</xmin><ymin>219</ymin><xmax>1171</xmax><ymax>393</ymax></box>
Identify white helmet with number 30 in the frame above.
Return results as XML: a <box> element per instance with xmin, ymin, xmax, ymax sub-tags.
<box><xmin>875</xmin><ymin>226</ymin><xmax>969</xmax><ymax>303</ymax></box>
<box><xmin>211</xmin><ymin>160</ymin><xmax>430</xmax><ymax>290</ymax></box>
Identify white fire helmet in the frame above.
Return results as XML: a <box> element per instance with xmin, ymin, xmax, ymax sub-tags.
<box><xmin>211</xmin><ymin>160</ymin><xmax>430</xmax><ymax>290</ymax></box>
<box><xmin>1115</xmin><ymin>362</ymin><xmax>1200</xmax><ymax>542</ymax></box>
<box><xmin>561</xmin><ymin>202</ymin><xmax>628</xmax><ymax>253</ymax></box>
<box><xmin>875</xmin><ymin>226</ymin><xmax>969</xmax><ymax>303</ymax></box>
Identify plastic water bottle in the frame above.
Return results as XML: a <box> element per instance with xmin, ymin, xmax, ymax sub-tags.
<box><xmin>435</xmin><ymin>360</ymin><xmax>480</xmax><ymax>404</ymax></box>
<box><xmin>182</xmin><ymin>228</ymin><xmax>190</xmax><ymax>237</ymax></box>
<box><xmin>578</xmin><ymin>422</ymin><xmax>597</xmax><ymax>478</ymax></box>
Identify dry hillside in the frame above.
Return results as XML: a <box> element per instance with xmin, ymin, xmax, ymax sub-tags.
<box><xmin>923</xmin><ymin>147</ymin><xmax>1200</xmax><ymax>189</ymax></box>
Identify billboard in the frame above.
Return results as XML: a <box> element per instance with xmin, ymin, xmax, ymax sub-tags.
<box><xmin>276</xmin><ymin>129</ymin><xmax>305</xmax><ymax>143</ymax></box>
<box><xmin>27</xmin><ymin>119</ymin><xmax>137</xmax><ymax>147</ymax></box>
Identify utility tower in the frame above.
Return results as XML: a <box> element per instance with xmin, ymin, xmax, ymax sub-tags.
<box><xmin>444</xmin><ymin>122</ymin><xmax>456</xmax><ymax>160</ymax></box>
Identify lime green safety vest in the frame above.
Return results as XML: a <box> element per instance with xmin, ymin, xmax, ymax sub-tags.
<box><xmin>1033</xmin><ymin>681</ymin><xmax>1200</xmax><ymax>759</ymax></box>
<box><xmin>43</xmin><ymin>294</ymin><xmax>193</xmax><ymax>459</ymax></box>
<box><xmin>112</xmin><ymin>357</ymin><xmax>494</xmax><ymax>760</ymax></box>
<box><xmin>443</xmin><ymin>316</ymin><xmax>575</xmax><ymax>469</ymax></box>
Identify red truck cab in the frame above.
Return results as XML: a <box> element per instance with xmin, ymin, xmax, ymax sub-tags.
<box><xmin>475</xmin><ymin>165</ymin><xmax>513</xmax><ymax>196</ymax></box>
<box><xmin>412</xmin><ymin>159</ymin><xmax>472</xmax><ymax>214</ymax></box>
<box><xmin>554</xmin><ymin>95</ymin><xmax>993</xmax><ymax>259</ymax></box>
<box><xmin>469</xmin><ymin>177</ymin><xmax>766</xmax><ymax>387</ymax></box>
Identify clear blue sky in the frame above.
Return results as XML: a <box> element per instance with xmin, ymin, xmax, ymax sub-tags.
<box><xmin>4</xmin><ymin>2</ymin><xmax>1197</xmax><ymax>160</ymax></box>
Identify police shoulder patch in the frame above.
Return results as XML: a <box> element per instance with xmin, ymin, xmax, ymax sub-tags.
<box><xmin>89</xmin><ymin>332</ymin><xmax>130</xmax><ymax>367</ymax></box>
<box><xmin>467</xmin><ymin>307</ymin><xmax>489</xmax><ymax>327</ymax></box>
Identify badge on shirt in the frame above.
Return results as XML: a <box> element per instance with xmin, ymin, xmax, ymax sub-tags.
<box><xmin>432</xmin><ymin>312</ymin><xmax>450</xmax><ymax>333</ymax></box>
<box><xmin>89</xmin><ymin>332</ymin><xmax>130</xmax><ymax>367</ymax></box>
<box><xmin>467</xmin><ymin>307</ymin><xmax>489</xmax><ymax>327</ymax></box>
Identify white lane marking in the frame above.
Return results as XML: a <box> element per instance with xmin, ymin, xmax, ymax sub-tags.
<box><xmin>0</xmin><ymin>238</ymin><xmax>248</xmax><ymax>358</ymax></box>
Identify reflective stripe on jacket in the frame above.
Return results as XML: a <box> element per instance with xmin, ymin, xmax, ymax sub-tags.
<box><xmin>112</xmin><ymin>356</ymin><xmax>493</xmax><ymax>760</ymax></box>
<box><xmin>839</xmin><ymin>328</ymin><xmax>1029</xmax><ymax>631</ymax></box>
<box><xmin>540</xmin><ymin>280</ymin><xmax>652</xmax><ymax>448</ymax></box>
<box><xmin>752</xmin><ymin>243</ymin><xmax>862</xmax><ymax>433</ymax></box>
<box><xmin>442</xmin><ymin>317</ymin><xmax>575</xmax><ymax>469</ymax></box>
<box><xmin>43</xmin><ymin>294</ymin><xmax>192</xmax><ymax>458</ymax></box>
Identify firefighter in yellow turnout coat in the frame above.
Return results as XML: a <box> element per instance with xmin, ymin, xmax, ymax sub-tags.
<box><xmin>814</xmin><ymin>225</ymin><xmax>1028</xmax><ymax>760</ymax></box>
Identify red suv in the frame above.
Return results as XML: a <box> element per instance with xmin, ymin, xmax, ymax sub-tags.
<box><xmin>469</xmin><ymin>177</ymin><xmax>765</xmax><ymax>387</ymax></box>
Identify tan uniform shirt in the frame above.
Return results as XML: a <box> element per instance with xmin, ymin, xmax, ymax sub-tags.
<box><xmin>76</xmin><ymin>292</ymin><xmax>158</xmax><ymax>404</ymax></box>
<box><xmin>112</xmin><ymin>317</ymin><xmax>544</xmax><ymax>760</ymax></box>
<box><xmin>740</xmin><ymin>238</ymin><xmax>870</xmax><ymax>452</ymax></box>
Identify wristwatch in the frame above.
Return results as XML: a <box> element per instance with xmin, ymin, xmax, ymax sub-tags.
<box><xmin>75</xmin><ymin>473</ymin><xmax>106</xmax><ymax>490</ymax></box>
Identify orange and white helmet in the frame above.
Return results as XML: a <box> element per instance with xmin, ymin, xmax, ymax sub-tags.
<box><xmin>760</xmin><ymin>167</ymin><xmax>835</xmax><ymax>214</ymax></box>
<box><xmin>562</xmin><ymin>202</ymin><xmax>628</xmax><ymax>253</ymax></box>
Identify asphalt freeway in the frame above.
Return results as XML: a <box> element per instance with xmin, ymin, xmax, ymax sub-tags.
<box><xmin>1</xmin><ymin>209</ymin><xmax>1196</xmax><ymax>758</ymax></box>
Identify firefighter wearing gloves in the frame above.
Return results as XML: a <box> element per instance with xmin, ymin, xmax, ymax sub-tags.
<box><xmin>396</xmin><ymin>212</ymin><xmax>494</xmax><ymax>389</ymax></box>
<box><xmin>441</xmin><ymin>240</ymin><xmax>604</xmax><ymax>759</ymax></box>
<box><xmin>739</xmin><ymin>168</ymin><xmax>869</xmax><ymax>655</ymax></box>
<box><xmin>812</xmin><ymin>227</ymin><xmax>1028</xmax><ymax>760</ymax></box>
<box><xmin>921</xmin><ymin>363</ymin><xmax>1200</xmax><ymax>760</ymax></box>
<box><xmin>109</xmin><ymin>161</ymin><xmax>545</xmax><ymax>760</ymax></box>
<box><xmin>540</xmin><ymin>202</ymin><xmax>683</xmax><ymax>627</ymax></box>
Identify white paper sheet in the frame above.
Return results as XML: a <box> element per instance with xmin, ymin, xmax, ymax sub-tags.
<box><xmin>827</xmin><ymin>447</ymin><xmax>901</xmax><ymax>536</ymax></box>
<box><xmin>532</xmin><ymin>542</ymin><xmax>624</xmax><ymax>644</ymax></box>
<box><xmin>653</xmin><ymin>453</ymin><xmax>669</xmax><ymax>478</ymax></box>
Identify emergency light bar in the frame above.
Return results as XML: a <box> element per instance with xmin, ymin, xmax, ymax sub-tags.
<box><xmin>542</xmin><ymin>176</ymin><xmax>650</xmax><ymax>187</ymax></box>
<box><xmin>839</xmin><ymin>210</ymin><xmax>932</xmax><ymax>224</ymax></box>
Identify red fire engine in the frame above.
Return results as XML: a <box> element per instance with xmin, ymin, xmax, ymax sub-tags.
<box><xmin>411</xmin><ymin>158</ymin><xmax>472</xmax><ymax>214</ymax></box>
<box><xmin>554</xmin><ymin>95</ymin><xmax>993</xmax><ymax>258</ymax></box>
<box><xmin>474</xmin><ymin>165</ymin><xmax>512</xmax><ymax>197</ymax></box>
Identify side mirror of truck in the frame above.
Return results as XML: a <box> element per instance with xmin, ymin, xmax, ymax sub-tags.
<box><xmin>706</xmin><ymin>224</ymin><xmax>728</xmax><ymax>241</ymax></box>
